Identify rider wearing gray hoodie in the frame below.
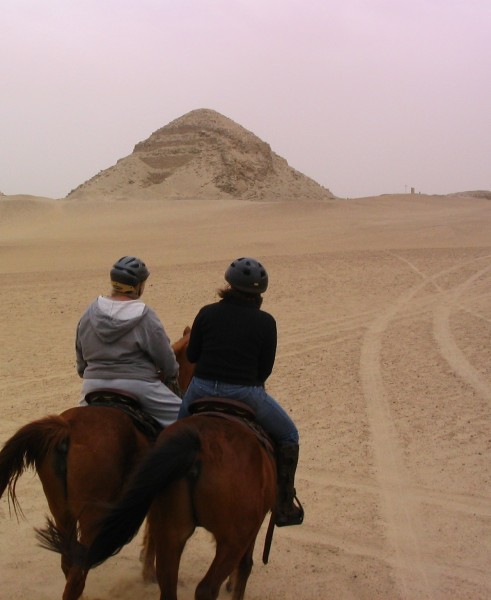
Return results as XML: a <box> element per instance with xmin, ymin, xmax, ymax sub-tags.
<box><xmin>76</xmin><ymin>256</ymin><xmax>181</xmax><ymax>427</ymax></box>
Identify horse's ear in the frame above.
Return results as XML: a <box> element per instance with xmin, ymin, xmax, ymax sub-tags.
<box><xmin>183</xmin><ymin>326</ymin><xmax>191</xmax><ymax>335</ymax></box>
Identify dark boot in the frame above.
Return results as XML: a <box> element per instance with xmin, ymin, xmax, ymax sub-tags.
<box><xmin>275</xmin><ymin>444</ymin><xmax>304</xmax><ymax>527</ymax></box>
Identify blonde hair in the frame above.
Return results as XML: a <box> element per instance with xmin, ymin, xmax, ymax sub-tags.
<box><xmin>111</xmin><ymin>280</ymin><xmax>139</xmax><ymax>298</ymax></box>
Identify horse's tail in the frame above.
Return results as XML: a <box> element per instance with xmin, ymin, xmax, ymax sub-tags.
<box><xmin>0</xmin><ymin>415</ymin><xmax>70</xmax><ymax>517</ymax></box>
<box><xmin>84</xmin><ymin>420</ymin><xmax>201</xmax><ymax>569</ymax></box>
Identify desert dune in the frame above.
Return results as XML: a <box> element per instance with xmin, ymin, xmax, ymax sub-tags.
<box><xmin>1</xmin><ymin>189</ymin><xmax>490</xmax><ymax>600</ymax></box>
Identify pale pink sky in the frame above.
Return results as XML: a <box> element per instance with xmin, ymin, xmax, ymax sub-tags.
<box><xmin>1</xmin><ymin>0</ymin><xmax>490</xmax><ymax>198</ymax></box>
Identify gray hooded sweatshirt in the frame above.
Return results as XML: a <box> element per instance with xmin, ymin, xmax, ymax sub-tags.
<box><xmin>76</xmin><ymin>297</ymin><xmax>179</xmax><ymax>382</ymax></box>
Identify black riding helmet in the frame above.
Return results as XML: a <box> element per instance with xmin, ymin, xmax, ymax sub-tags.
<box><xmin>225</xmin><ymin>257</ymin><xmax>268</xmax><ymax>294</ymax></box>
<box><xmin>110</xmin><ymin>256</ymin><xmax>150</xmax><ymax>287</ymax></box>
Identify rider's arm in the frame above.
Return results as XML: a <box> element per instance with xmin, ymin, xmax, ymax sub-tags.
<box><xmin>75</xmin><ymin>322</ymin><xmax>87</xmax><ymax>377</ymax></box>
<box><xmin>257</xmin><ymin>314</ymin><xmax>277</xmax><ymax>383</ymax></box>
<box><xmin>140</xmin><ymin>309</ymin><xmax>179</xmax><ymax>379</ymax></box>
<box><xmin>185</xmin><ymin>310</ymin><xmax>204</xmax><ymax>364</ymax></box>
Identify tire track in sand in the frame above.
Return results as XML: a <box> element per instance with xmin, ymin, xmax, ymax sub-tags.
<box><xmin>433</xmin><ymin>264</ymin><xmax>491</xmax><ymax>400</ymax></box>
<box><xmin>359</xmin><ymin>255</ymin><xmax>491</xmax><ymax>599</ymax></box>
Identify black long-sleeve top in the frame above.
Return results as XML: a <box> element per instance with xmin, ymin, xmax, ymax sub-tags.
<box><xmin>186</xmin><ymin>296</ymin><xmax>277</xmax><ymax>385</ymax></box>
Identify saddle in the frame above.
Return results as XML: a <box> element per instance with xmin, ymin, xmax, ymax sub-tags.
<box><xmin>188</xmin><ymin>397</ymin><xmax>274</xmax><ymax>455</ymax></box>
<box><xmin>84</xmin><ymin>389</ymin><xmax>163</xmax><ymax>440</ymax></box>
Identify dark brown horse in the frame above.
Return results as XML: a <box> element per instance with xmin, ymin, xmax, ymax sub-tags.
<box><xmin>0</xmin><ymin>326</ymin><xmax>191</xmax><ymax>600</ymax></box>
<box><xmin>41</xmin><ymin>404</ymin><xmax>278</xmax><ymax>600</ymax></box>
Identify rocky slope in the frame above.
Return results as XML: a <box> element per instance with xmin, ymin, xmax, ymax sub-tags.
<box><xmin>67</xmin><ymin>109</ymin><xmax>335</xmax><ymax>201</ymax></box>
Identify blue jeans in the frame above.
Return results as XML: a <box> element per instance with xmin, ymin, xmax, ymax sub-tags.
<box><xmin>178</xmin><ymin>376</ymin><xmax>299</xmax><ymax>445</ymax></box>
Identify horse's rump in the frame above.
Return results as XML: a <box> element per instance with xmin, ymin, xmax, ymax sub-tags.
<box><xmin>57</xmin><ymin>406</ymin><xmax>151</xmax><ymax>509</ymax></box>
<box><xmin>190</xmin><ymin>415</ymin><xmax>276</xmax><ymax>508</ymax></box>
<box><xmin>0</xmin><ymin>406</ymin><xmax>150</xmax><ymax>521</ymax></box>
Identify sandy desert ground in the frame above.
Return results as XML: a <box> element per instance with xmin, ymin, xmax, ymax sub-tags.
<box><xmin>0</xmin><ymin>192</ymin><xmax>490</xmax><ymax>599</ymax></box>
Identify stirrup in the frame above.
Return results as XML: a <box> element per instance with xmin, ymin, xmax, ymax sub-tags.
<box><xmin>275</xmin><ymin>495</ymin><xmax>304</xmax><ymax>527</ymax></box>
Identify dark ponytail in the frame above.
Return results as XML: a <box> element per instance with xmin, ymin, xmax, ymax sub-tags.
<box><xmin>218</xmin><ymin>286</ymin><xmax>263</xmax><ymax>308</ymax></box>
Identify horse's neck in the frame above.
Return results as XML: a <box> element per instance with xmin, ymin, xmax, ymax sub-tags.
<box><xmin>174</xmin><ymin>348</ymin><xmax>194</xmax><ymax>393</ymax></box>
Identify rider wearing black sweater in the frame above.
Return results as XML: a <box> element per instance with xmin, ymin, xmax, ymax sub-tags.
<box><xmin>186</xmin><ymin>294</ymin><xmax>276</xmax><ymax>385</ymax></box>
<box><xmin>178</xmin><ymin>257</ymin><xmax>304</xmax><ymax>527</ymax></box>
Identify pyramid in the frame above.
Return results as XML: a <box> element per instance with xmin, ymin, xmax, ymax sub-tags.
<box><xmin>67</xmin><ymin>109</ymin><xmax>335</xmax><ymax>201</ymax></box>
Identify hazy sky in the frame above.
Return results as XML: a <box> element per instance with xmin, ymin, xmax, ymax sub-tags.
<box><xmin>1</xmin><ymin>0</ymin><xmax>490</xmax><ymax>199</ymax></box>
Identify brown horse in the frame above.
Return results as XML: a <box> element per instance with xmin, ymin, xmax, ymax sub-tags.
<box><xmin>0</xmin><ymin>326</ymin><xmax>191</xmax><ymax>600</ymax></box>
<box><xmin>40</xmin><ymin>405</ymin><xmax>278</xmax><ymax>600</ymax></box>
